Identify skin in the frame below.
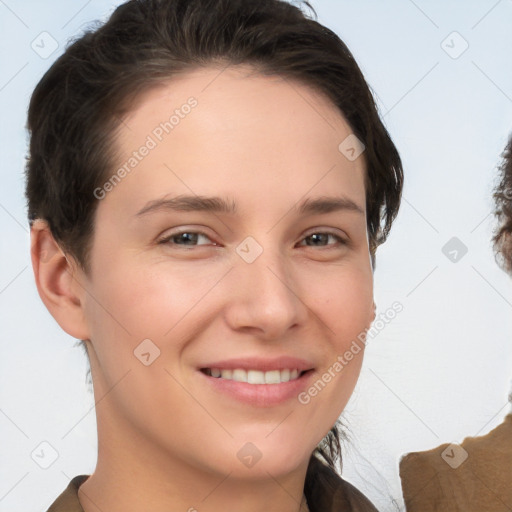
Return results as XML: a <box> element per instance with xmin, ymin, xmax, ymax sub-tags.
<box><xmin>31</xmin><ymin>65</ymin><xmax>375</xmax><ymax>512</ymax></box>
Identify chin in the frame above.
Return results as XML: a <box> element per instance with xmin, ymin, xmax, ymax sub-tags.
<box><xmin>224</xmin><ymin>436</ymin><xmax>313</xmax><ymax>480</ymax></box>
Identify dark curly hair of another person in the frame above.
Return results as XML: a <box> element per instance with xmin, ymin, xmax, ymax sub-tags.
<box><xmin>493</xmin><ymin>136</ymin><xmax>512</xmax><ymax>274</ymax></box>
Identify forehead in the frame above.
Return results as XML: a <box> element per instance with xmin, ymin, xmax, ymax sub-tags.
<box><xmin>102</xmin><ymin>65</ymin><xmax>366</xmax><ymax>219</ymax></box>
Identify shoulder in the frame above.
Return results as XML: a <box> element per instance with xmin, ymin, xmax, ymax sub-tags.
<box><xmin>399</xmin><ymin>413</ymin><xmax>512</xmax><ymax>511</ymax></box>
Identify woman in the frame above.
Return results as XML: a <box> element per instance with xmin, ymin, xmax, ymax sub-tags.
<box><xmin>26</xmin><ymin>0</ymin><xmax>403</xmax><ymax>510</ymax></box>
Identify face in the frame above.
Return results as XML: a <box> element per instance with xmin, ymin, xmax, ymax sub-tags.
<box><xmin>78</xmin><ymin>65</ymin><xmax>374</xmax><ymax>480</ymax></box>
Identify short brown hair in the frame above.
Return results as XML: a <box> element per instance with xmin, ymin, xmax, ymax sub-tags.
<box><xmin>25</xmin><ymin>0</ymin><xmax>403</xmax><ymax>276</ymax></box>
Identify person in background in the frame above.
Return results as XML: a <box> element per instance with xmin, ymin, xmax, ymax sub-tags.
<box><xmin>399</xmin><ymin>136</ymin><xmax>512</xmax><ymax>511</ymax></box>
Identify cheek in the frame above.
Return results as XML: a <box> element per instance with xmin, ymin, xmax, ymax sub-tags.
<box><xmin>82</xmin><ymin>262</ymin><xmax>202</xmax><ymax>422</ymax></box>
<box><xmin>309</xmin><ymin>263</ymin><xmax>374</xmax><ymax>345</ymax></box>
<box><xmin>81</xmin><ymin>262</ymin><xmax>169</xmax><ymax>387</ymax></box>
<box><xmin>303</xmin><ymin>264</ymin><xmax>373</xmax><ymax>405</ymax></box>
<box><xmin>87</xmin><ymin>258</ymin><xmax>206</xmax><ymax>341</ymax></box>
<box><xmin>83</xmin><ymin>256</ymin><xmax>229</xmax><ymax>399</ymax></box>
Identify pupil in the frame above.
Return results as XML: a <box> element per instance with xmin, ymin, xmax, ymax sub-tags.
<box><xmin>310</xmin><ymin>233</ymin><xmax>326</xmax><ymax>245</ymax></box>
<box><xmin>179</xmin><ymin>233</ymin><xmax>197</xmax><ymax>244</ymax></box>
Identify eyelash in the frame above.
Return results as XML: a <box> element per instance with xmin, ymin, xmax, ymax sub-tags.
<box><xmin>157</xmin><ymin>229</ymin><xmax>348</xmax><ymax>249</ymax></box>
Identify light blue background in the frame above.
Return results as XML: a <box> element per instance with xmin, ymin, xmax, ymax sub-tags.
<box><xmin>1</xmin><ymin>1</ymin><xmax>512</xmax><ymax>510</ymax></box>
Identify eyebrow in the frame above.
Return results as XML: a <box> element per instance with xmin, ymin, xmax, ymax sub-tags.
<box><xmin>135</xmin><ymin>194</ymin><xmax>364</xmax><ymax>217</ymax></box>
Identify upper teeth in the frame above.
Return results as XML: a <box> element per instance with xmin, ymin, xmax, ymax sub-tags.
<box><xmin>206</xmin><ymin>368</ymin><xmax>301</xmax><ymax>384</ymax></box>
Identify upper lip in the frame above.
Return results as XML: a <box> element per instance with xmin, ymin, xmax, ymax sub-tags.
<box><xmin>199</xmin><ymin>356</ymin><xmax>315</xmax><ymax>372</ymax></box>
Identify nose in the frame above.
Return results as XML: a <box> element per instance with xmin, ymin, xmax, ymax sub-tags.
<box><xmin>223</xmin><ymin>243</ymin><xmax>308</xmax><ymax>340</ymax></box>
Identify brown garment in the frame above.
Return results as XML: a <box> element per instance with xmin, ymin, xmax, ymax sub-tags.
<box><xmin>45</xmin><ymin>456</ymin><xmax>378</xmax><ymax>512</ymax></box>
<box><xmin>46</xmin><ymin>475</ymin><xmax>88</xmax><ymax>512</ymax></box>
<box><xmin>399</xmin><ymin>413</ymin><xmax>512</xmax><ymax>511</ymax></box>
<box><xmin>305</xmin><ymin>456</ymin><xmax>379</xmax><ymax>512</ymax></box>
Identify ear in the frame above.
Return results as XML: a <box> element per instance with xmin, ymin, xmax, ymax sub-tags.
<box><xmin>30</xmin><ymin>219</ymin><xmax>90</xmax><ymax>340</ymax></box>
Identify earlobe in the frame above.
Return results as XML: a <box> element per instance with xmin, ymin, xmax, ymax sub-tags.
<box><xmin>30</xmin><ymin>219</ymin><xmax>90</xmax><ymax>340</ymax></box>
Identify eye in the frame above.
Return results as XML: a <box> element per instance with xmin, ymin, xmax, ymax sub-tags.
<box><xmin>157</xmin><ymin>230</ymin><xmax>215</xmax><ymax>247</ymax></box>
<box><xmin>157</xmin><ymin>229</ymin><xmax>347</xmax><ymax>249</ymax></box>
<box><xmin>297</xmin><ymin>231</ymin><xmax>347</xmax><ymax>248</ymax></box>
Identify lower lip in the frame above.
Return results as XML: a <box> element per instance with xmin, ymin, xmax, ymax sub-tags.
<box><xmin>198</xmin><ymin>370</ymin><xmax>315</xmax><ymax>407</ymax></box>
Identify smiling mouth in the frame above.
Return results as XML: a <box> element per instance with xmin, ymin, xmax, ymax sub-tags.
<box><xmin>200</xmin><ymin>368</ymin><xmax>310</xmax><ymax>384</ymax></box>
